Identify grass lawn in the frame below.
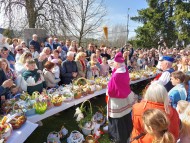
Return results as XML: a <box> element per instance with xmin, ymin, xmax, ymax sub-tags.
<box><xmin>25</xmin><ymin>80</ymin><xmax>150</xmax><ymax>143</ymax></box>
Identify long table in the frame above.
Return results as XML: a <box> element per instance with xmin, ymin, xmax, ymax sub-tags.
<box><xmin>6</xmin><ymin>75</ymin><xmax>155</xmax><ymax>143</ymax></box>
<box><xmin>27</xmin><ymin>75</ymin><xmax>155</xmax><ymax>123</ymax></box>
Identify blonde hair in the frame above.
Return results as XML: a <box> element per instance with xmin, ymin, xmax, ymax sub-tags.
<box><xmin>177</xmin><ymin>100</ymin><xmax>189</xmax><ymax>114</ymax></box>
<box><xmin>144</xmin><ymin>81</ymin><xmax>170</xmax><ymax>114</ymax></box>
<box><xmin>75</xmin><ymin>52</ymin><xmax>86</xmax><ymax>61</ymax></box>
<box><xmin>143</xmin><ymin>109</ymin><xmax>175</xmax><ymax>143</ymax></box>
<box><xmin>19</xmin><ymin>52</ymin><xmax>32</xmax><ymax>64</ymax></box>
<box><xmin>180</xmin><ymin>104</ymin><xmax>190</xmax><ymax>137</ymax></box>
<box><xmin>5</xmin><ymin>38</ymin><xmax>11</xmax><ymax>44</ymax></box>
<box><xmin>0</xmin><ymin>58</ymin><xmax>11</xmax><ymax>72</ymax></box>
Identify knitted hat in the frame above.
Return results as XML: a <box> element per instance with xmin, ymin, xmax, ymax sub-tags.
<box><xmin>114</xmin><ymin>52</ymin><xmax>124</xmax><ymax>63</ymax></box>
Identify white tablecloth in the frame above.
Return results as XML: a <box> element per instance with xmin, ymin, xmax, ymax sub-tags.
<box><xmin>27</xmin><ymin>89</ymin><xmax>107</xmax><ymax>123</ymax></box>
<box><xmin>7</xmin><ymin>121</ymin><xmax>38</xmax><ymax>143</ymax></box>
<box><xmin>27</xmin><ymin>75</ymin><xmax>155</xmax><ymax>123</ymax></box>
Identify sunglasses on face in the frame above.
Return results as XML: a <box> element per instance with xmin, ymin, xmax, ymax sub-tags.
<box><xmin>17</xmin><ymin>49</ymin><xmax>23</xmax><ymax>51</ymax></box>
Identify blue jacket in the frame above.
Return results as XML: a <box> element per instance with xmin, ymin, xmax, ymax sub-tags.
<box><xmin>169</xmin><ymin>83</ymin><xmax>187</xmax><ymax>108</ymax></box>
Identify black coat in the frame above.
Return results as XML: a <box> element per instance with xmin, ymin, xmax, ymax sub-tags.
<box><xmin>29</xmin><ymin>40</ymin><xmax>40</xmax><ymax>53</ymax></box>
<box><xmin>60</xmin><ymin>60</ymin><xmax>78</xmax><ymax>84</ymax></box>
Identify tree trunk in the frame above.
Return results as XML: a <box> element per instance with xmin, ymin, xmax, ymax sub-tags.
<box><xmin>25</xmin><ymin>0</ymin><xmax>37</xmax><ymax>28</ymax></box>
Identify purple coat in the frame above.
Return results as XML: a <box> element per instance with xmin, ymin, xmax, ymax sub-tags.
<box><xmin>108</xmin><ymin>67</ymin><xmax>131</xmax><ymax>98</ymax></box>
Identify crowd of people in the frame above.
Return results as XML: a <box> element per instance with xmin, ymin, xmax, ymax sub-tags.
<box><xmin>0</xmin><ymin>33</ymin><xmax>190</xmax><ymax>143</ymax></box>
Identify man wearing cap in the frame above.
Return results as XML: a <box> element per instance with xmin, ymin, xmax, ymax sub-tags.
<box><xmin>107</xmin><ymin>52</ymin><xmax>136</xmax><ymax>143</ymax></box>
<box><xmin>156</xmin><ymin>56</ymin><xmax>175</xmax><ymax>91</ymax></box>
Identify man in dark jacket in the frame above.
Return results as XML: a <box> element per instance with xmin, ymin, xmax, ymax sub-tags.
<box><xmin>29</xmin><ymin>34</ymin><xmax>40</xmax><ymax>53</ymax></box>
<box><xmin>60</xmin><ymin>51</ymin><xmax>78</xmax><ymax>84</ymax></box>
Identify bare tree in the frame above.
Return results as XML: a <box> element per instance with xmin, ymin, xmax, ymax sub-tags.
<box><xmin>0</xmin><ymin>0</ymin><xmax>106</xmax><ymax>45</ymax></box>
<box><xmin>54</xmin><ymin>0</ymin><xmax>106</xmax><ymax>45</ymax></box>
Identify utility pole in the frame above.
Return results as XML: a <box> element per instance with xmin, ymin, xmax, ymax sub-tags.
<box><xmin>126</xmin><ymin>8</ymin><xmax>130</xmax><ymax>45</ymax></box>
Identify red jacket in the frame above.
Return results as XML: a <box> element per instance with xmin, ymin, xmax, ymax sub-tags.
<box><xmin>131</xmin><ymin>100</ymin><xmax>180</xmax><ymax>143</ymax></box>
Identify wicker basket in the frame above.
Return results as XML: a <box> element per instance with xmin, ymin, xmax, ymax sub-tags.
<box><xmin>85</xmin><ymin>135</ymin><xmax>99</xmax><ymax>143</ymax></box>
<box><xmin>87</xmin><ymin>90</ymin><xmax>94</xmax><ymax>94</ymax></box>
<box><xmin>74</xmin><ymin>92</ymin><xmax>82</xmax><ymax>99</ymax></box>
<box><xmin>78</xmin><ymin>100</ymin><xmax>95</xmax><ymax>136</ymax></box>
<box><xmin>0</xmin><ymin>123</ymin><xmax>12</xmax><ymax>141</ymax></box>
<box><xmin>47</xmin><ymin>131</ymin><xmax>61</xmax><ymax>143</ymax></box>
<box><xmin>53</xmin><ymin>102</ymin><xmax>62</xmax><ymax>107</ymax></box>
<box><xmin>67</xmin><ymin>130</ymin><xmax>84</xmax><ymax>143</ymax></box>
<box><xmin>34</xmin><ymin>102</ymin><xmax>47</xmax><ymax>114</ymax></box>
<box><xmin>101</xmin><ymin>84</ymin><xmax>107</xmax><ymax>89</ymax></box>
<box><xmin>8</xmin><ymin>102</ymin><xmax>27</xmax><ymax>129</ymax></box>
<box><xmin>92</xmin><ymin>112</ymin><xmax>106</xmax><ymax>126</ymax></box>
<box><xmin>79</xmin><ymin>121</ymin><xmax>95</xmax><ymax>136</ymax></box>
<box><xmin>74</xmin><ymin>77</ymin><xmax>88</xmax><ymax>86</ymax></box>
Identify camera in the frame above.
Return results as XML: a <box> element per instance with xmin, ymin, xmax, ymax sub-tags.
<box><xmin>158</xmin><ymin>37</ymin><xmax>165</xmax><ymax>46</ymax></box>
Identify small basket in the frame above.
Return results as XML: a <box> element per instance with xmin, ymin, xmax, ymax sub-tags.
<box><xmin>92</xmin><ymin>112</ymin><xmax>106</xmax><ymax>126</ymax></box>
<box><xmin>74</xmin><ymin>92</ymin><xmax>82</xmax><ymax>99</ymax></box>
<box><xmin>67</xmin><ymin>130</ymin><xmax>84</xmax><ymax>143</ymax></box>
<box><xmin>74</xmin><ymin>77</ymin><xmax>88</xmax><ymax>86</ymax></box>
<box><xmin>8</xmin><ymin>102</ymin><xmax>27</xmax><ymax>129</ymax></box>
<box><xmin>34</xmin><ymin>102</ymin><xmax>47</xmax><ymax>114</ymax></box>
<box><xmin>78</xmin><ymin>100</ymin><xmax>95</xmax><ymax>136</ymax></box>
<box><xmin>85</xmin><ymin>135</ymin><xmax>99</xmax><ymax>143</ymax></box>
<box><xmin>101</xmin><ymin>84</ymin><xmax>107</xmax><ymax>89</ymax></box>
<box><xmin>87</xmin><ymin>90</ymin><xmax>94</xmax><ymax>94</ymax></box>
<box><xmin>53</xmin><ymin>102</ymin><xmax>62</xmax><ymax>107</ymax></box>
<box><xmin>0</xmin><ymin>123</ymin><xmax>12</xmax><ymax>141</ymax></box>
<box><xmin>47</xmin><ymin>131</ymin><xmax>61</xmax><ymax>143</ymax></box>
<box><xmin>10</xmin><ymin>115</ymin><xmax>27</xmax><ymax>129</ymax></box>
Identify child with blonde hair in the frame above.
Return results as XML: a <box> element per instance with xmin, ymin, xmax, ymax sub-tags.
<box><xmin>177</xmin><ymin>102</ymin><xmax>190</xmax><ymax>143</ymax></box>
<box><xmin>176</xmin><ymin>100</ymin><xmax>189</xmax><ymax>116</ymax></box>
<box><xmin>142</xmin><ymin>108</ymin><xmax>175</xmax><ymax>143</ymax></box>
<box><xmin>100</xmin><ymin>57</ymin><xmax>109</xmax><ymax>77</ymax></box>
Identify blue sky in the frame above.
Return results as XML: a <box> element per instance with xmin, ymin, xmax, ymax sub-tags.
<box><xmin>104</xmin><ymin>0</ymin><xmax>148</xmax><ymax>38</ymax></box>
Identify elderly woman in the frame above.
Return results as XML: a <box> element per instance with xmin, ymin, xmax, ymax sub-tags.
<box><xmin>87</xmin><ymin>53</ymin><xmax>101</xmax><ymax>79</ymax></box>
<box><xmin>107</xmin><ymin>52</ymin><xmax>136</xmax><ymax>143</ymax></box>
<box><xmin>43</xmin><ymin>61</ymin><xmax>60</xmax><ymax>88</ymax></box>
<box><xmin>15</xmin><ymin>45</ymin><xmax>24</xmax><ymax>62</ymax></box>
<box><xmin>35</xmin><ymin>52</ymin><xmax>48</xmax><ymax>71</ymax></box>
<box><xmin>75</xmin><ymin>52</ymin><xmax>87</xmax><ymax>78</ymax></box>
<box><xmin>131</xmin><ymin>82</ymin><xmax>180</xmax><ymax>143</ymax></box>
